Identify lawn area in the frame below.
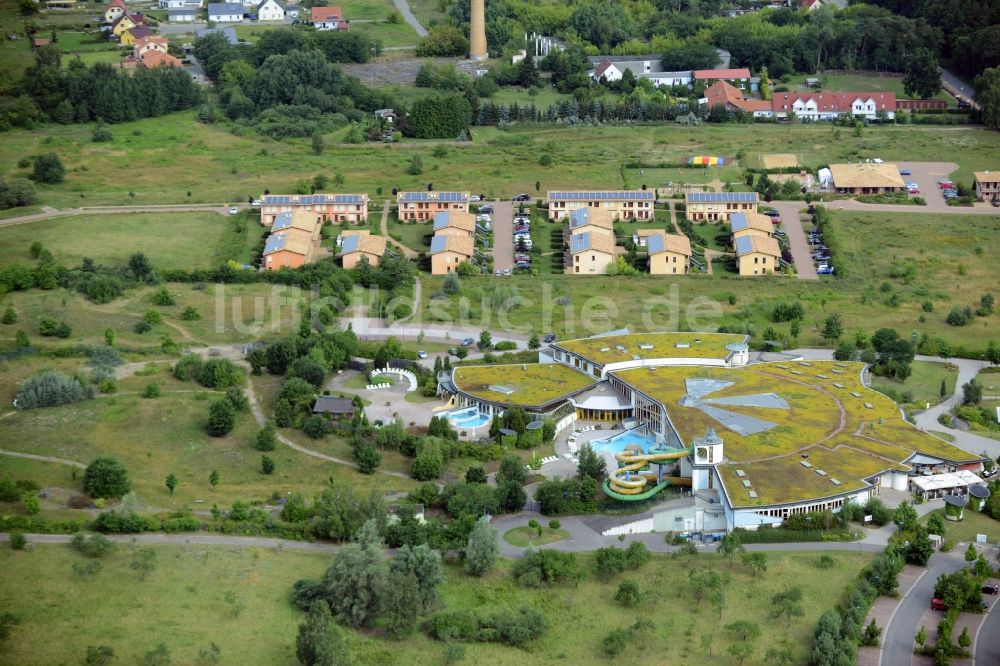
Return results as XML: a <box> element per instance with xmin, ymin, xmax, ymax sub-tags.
<box><xmin>920</xmin><ymin>508</ymin><xmax>1000</xmax><ymax>544</ymax></box>
<box><xmin>0</xmin><ymin>211</ymin><xmax>258</xmax><ymax>272</ymax></box>
<box><xmin>798</xmin><ymin>74</ymin><xmax>953</xmax><ymax>105</ymax></box>
<box><xmin>340</xmin><ymin>0</ymin><xmax>398</xmax><ymax>20</ymax></box>
<box><xmin>53</xmin><ymin>31</ymin><xmax>119</xmax><ymax>53</ymax></box>
<box><xmin>684</xmin><ymin>219</ymin><xmax>730</xmax><ymax>252</ymax></box>
<box><xmin>490</xmin><ymin>86</ymin><xmax>577</xmax><ymax>109</ymax></box>
<box><xmin>503</xmin><ymin>525</ymin><xmax>569</xmax><ymax>546</ymax></box>
<box><xmin>386</xmin><ymin>211</ymin><xmax>433</xmax><ymax>252</ymax></box>
<box><xmin>0</xmin><ymin>205</ymin><xmax>43</xmax><ymax>220</ymax></box>
<box><xmin>0</xmin><ymin>547</ymin><xmax>875</xmax><ymax>665</ymax></box>
<box><xmin>870</xmin><ymin>360</ymin><xmax>959</xmax><ymax>406</ymax></box>
<box><xmin>403</xmin><ymin>0</ymin><xmax>448</xmax><ymax>27</ymax></box>
<box><xmin>68</xmin><ymin>50</ymin><xmax>126</xmax><ymax>67</ymax></box>
<box><xmin>351</xmin><ymin>20</ymin><xmax>421</xmax><ymax>48</ymax></box>
<box><xmin>624</xmin><ymin>165</ymin><xmax>744</xmax><ymax>190</ymax></box>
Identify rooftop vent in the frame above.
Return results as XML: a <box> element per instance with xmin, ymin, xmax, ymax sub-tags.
<box><xmin>599</xmin><ymin>347</ymin><xmax>610</xmax><ymax>352</ymax></box>
<box><xmin>748</xmin><ymin>490</ymin><xmax>759</xmax><ymax>498</ymax></box>
<box><xmin>741</xmin><ymin>480</ymin><xmax>752</xmax><ymax>488</ymax></box>
<box><xmin>799</xmin><ymin>460</ymin><xmax>813</xmax><ymax>468</ymax></box>
<box><xmin>815</xmin><ymin>469</ymin><xmax>828</xmax><ymax>477</ymax></box>
<box><xmin>632</xmin><ymin>355</ymin><xmax>641</xmax><ymax>361</ymax></box>
<box><xmin>735</xmin><ymin>469</ymin><xmax>746</xmax><ymax>478</ymax></box>
<box><xmin>675</xmin><ymin>343</ymin><xmax>690</xmax><ymax>349</ymax></box>
<box><xmin>830</xmin><ymin>479</ymin><xmax>842</xmax><ymax>486</ymax></box>
<box><xmin>488</xmin><ymin>384</ymin><xmax>516</xmax><ymax>395</ymax></box>
<box><xmin>615</xmin><ymin>345</ymin><xmax>626</xmax><ymax>352</ymax></box>
<box><xmin>694</xmin><ymin>338</ymin><xmax>702</xmax><ymax>344</ymax></box>
<box><xmin>638</xmin><ymin>344</ymin><xmax>654</xmax><ymax>350</ymax></box>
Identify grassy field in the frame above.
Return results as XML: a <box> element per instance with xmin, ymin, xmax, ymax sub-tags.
<box><xmin>403</xmin><ymin>0</ymin><xmax>448</xmax><ymax>27</ymax></box>
<box><xmin>920</xmin><ymin>508</ymin><xmax>1000</xmax><ymax>544</ymax></box>
<box><xmin>0</xmin><ymin>211</ymin><xmax>260</xmax><ymax>272</ymax></box>
<box><xmin>0</xmin><ymin>547</ymin><xmax>874</xmax><ymax>665</ymax></box>
<box><xmin>503</xmin><ymin>525</ymin><xmax>569</xmax><ymax>546</ymax></box>
<box><xmin>52</xmin><ymin>30</ymin><xmax>118</xmax><ymax>53</ymax></box>
<box><xmin>341</xmin><ymin>0</ymin><xmax>399</xmax><ymax>21</ymax></box>
<box><xmin>5</xmin><ymin>112</ymin><xmax>1000</xmax><ymax>208</ymax></box>
<box><xmin>0</xmin><ymin>383</ymin><xmax>368</xmax><ymax>509</ymax></box>
<box><xmin>870</xmin><ymin>360</ymin><xmax>959</xmax><ymax>405</ymax></box>
<box><xmin>0</xmin><ymin>280</ymin><xmax>308</xmax><ymax>350</ymax></box>
<box><xmin>0</xmin><ymin>545</ymin><xmax>325</xmax><ymax>665</ymax></box>
<box><xmin>351</xmin><ymin>20</ymin><xmax>422</xmax><ymax>48</ymax></box>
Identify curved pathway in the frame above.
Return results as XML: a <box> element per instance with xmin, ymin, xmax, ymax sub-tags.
<box><xmin>392</xmin><ymin>0</ymin><xmax>427</xmax><ymax>37</ymax></box>
<box><xmin>0</xmin><ymin>449</ymin><xmax>86</xmax><ymax>469</ymax></box>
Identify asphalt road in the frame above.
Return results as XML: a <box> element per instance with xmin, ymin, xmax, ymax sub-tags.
<box><xmin>881</xmin><ymin>551</ymin><xmax>966</xmax><ymax>666</ymax></box>
<box><xmin>976</xmin><ymin>592</ymin><xmax>1000</xmax><ymax>665</ymax></box>
<box><xmin>938</xmin><ymin>67</ymin><xmax>979</xmax><ymax>110</ymax></box>
<box><xmin>392</xmin><ymin>0</ymin><xmax>428</xmax><ymax>37</ymax></box>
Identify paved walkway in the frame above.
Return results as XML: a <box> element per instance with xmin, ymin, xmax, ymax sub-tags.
<box><xmin>392</xmin><ymin>0</ymin><xmax>427</xmax><ymax>37</ymax></box>
<box><xmin>491</xmin><ymin>200</ymin><xmax>515</xmax><ymax>272</ymax></box>
<box><xmin>0</xmin><ymin>449</ymin><xmax>86</xmax><ymax>469</ymax></box>
<box><xmin>857</xmin><ymin>564</ymin><xmax>927</xmax><ymax>666</ymax></box>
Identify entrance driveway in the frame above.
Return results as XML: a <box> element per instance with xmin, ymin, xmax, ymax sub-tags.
<box><xmin>894</xmin><ymin>161</ymin><xmax>958</xmax><ymax>212</ymax></box>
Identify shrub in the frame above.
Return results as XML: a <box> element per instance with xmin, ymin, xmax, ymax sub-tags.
<box><xmin>15</xmin><ymin>370</ymin><xmax>89</xmax><ymax>409</ymax></box>
<box><xmin>150</xmin><ymin>287</ymin><xmax>174</xmax><ymax>306</ymax></box>
<box><xmin>180</xmin><ymin>306</ymin><xmax>200</xmax><ymax>321</ymax></box>
<box><xmin>602</xmin><ymin>628</ymin><xmax>629</xmax><ymax>656</ymax></box>
<box><xmin>614</xmin><ymin>579</ymin><xmax>640</xmax><ymax>607</ymax></box>
<box><xmin>302</xmin><ymin>415</ymin><xmax>329</xmax><ymax>439</ymax></box>
<box><xmin>142</xmin><ymin>382</ymin><xmax>160</xmax><ymax>398</ymax></box>
<box><xmin>70</xmin><ymin>532</ymin><xmax>116</xmax><ymax>558</ymax></box>
<box><xmin>173</xmin><ymin>354</ymin><xmax>203</xmax><ymax>381</ymax></box>
<box><xmin>31</xmin><ymin>153</ymin><xmax>65</xmax><ymax>184</ymax></box>
<box><xmin>197</xmin><ymin>358</ymin><xmax>243</xmax><ymax>389</ymax></box>
<box><xmin>88</xmin><ymin>346</ymin><xmax>122</xmax><ymax>368</ymax></box>
<box><xmin>9</xmin><ymin>532</ymin><xmax>27</xmax><ymax>550</ymax></box>
<box><xmin>83</xmin><ymin>456</ymin><xmax>131</xmax><ymax>499</ymax></box>
<box><xmin>206</xmin><ymin>399</ymin><xmax>236</xmax><ymax>436</ymax></box>
<box><xmin>426</xmin><ymin>606</ymin><xmax>547</xmax><ymax>647</ymax></box>
<box><xmin>513</xmin><ymin>549</ymin><xmax>582</xmax><ymax>587</ymax></box>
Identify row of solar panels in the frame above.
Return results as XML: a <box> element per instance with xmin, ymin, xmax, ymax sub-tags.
<box><xmin>263</xmin><ymin>195</ymin><xmax>366</xmax><ymax>204</ymax></box>
<box><xmin>398</xmin><ymin>192</ymin><xmax>469</xmax><ymax>202</ymax></box>
<box><xmin>686</xmin><ymin>192</ymin><xmax>759</xmax><ymax>203</ymax></box>
<box><xmin>549</xmin><ymin>191</ymin><xmax>654</xmax><ymax>200</ymax></box>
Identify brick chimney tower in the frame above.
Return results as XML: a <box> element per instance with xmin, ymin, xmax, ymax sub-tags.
<box><xmin>469</xmin><ymin>0</ymin><xmax>487</xmax><ymax>61</ymax></box>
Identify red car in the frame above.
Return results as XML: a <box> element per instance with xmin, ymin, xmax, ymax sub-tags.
<box><xmin>939</xmin><ymin>182</ymin><xmax>954</xmax><ymax>189</ymax></box>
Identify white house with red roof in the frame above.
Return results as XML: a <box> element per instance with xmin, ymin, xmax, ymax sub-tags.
<box><xmin>702</xmin><ymin>81</ymin><xmax>772</xmax><ymax>117</ymax></box>
<box><xmin>311</xmin><ymin>6</ymin><xmax>349</xmax><ymax>31</ymax></box>
<box><xmin>589</xmin><ymin>56</ymin><xmax>691</xmax><ymax>87</ymax></box>
<box><xmin>771</xmin><ymin>91</ymin><xmax>896</xmax><ymax>120</ymax></box>
<box><xmin>103</xmin><ymin>0</ymin><xmax>126</xmax><ymax>23</ymax></box>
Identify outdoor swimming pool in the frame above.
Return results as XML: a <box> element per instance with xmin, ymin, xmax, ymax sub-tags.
<box><xmin>445</xmin><ymin>407</ymin><xmax>491</xmax><ymax>429</ymax></box>
<box><xmin>590</xmin><ymin>429</ymin><xmax>660</xmax><ymax>456</ymax></box>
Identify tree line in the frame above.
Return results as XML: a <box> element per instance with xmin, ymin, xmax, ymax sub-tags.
<box><xmin>4</xmin><ymin>47</ymin><xmax>202</xmax><ymax>129</ymax></box>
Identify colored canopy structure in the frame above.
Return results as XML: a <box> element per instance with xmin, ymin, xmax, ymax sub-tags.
<box><xmin>688</xmin><ymin>156</ymin><xmax>726</xmax><ymax>166</ymax></box>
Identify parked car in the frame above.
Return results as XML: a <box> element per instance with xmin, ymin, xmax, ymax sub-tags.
<box><xmin>250</xmin><ymin>200</ymin><xmax>261</xmax><ymax>207</ymax></box>
<box><xmin>939</xmin><ymin>181</ymin><xmax>954</xmax><ymax>189</ymax></box>
<box><xmin>872</xmin><ymin>158</ymin><xmax>884</xmax><ymax>164</ymax></box>
<box><xmin>512</xmin><ymin>193</ymin><xmax>531</xmax><ymax>202</ymax></box>
<box><xmin>543</xmin><ymin>334</ymin><xmax>556</xmax><ymax>343</ymax></box>
<box><xmin>494</xmin><ymin>269</ymin><xmax>502</xmax><ymax>276</ymax></box>
<box><xmin>470</xmin><ymin>195</ymin><xmax>481</xmax><ymax>202</ymax></box>
<box><xmin>983</xmin><ymin>584</ymin><xmax>999</xmax><ymax>595</ymax></box>
<box><xmin>931</xmin><ymin>598</ymin><xmax>947</xmax><ymax>611</ymax></box>
<box><xmin>908</xmin><ymin>188</ymin><xmax>920</xmax><ymax>195</ymax></box>
<box><xmin>817</xmin><ymin>266</ymin><xmax>835</xmax><ymax>275</ymax></box>
<box><xmin>229</xmin><ymin>206</ymin><xmax>239</xmax><ymax>215</ymax></box>
<box><xmin>477</xmin><ymin>214</ymin><xmax>492</xmax><ymax>223</ymax></box>
<box><xmin>417</xmin><ymin>350</ymin><xmax>427</xmax><ymax>359</ymax></box>
<box><xmin>502</xmin><ymin>268</ymin><xmax>511</xmax><ymax>276</ymax></box>
<box><xmin>515</xmin><ymin>261</ymin><xmax>531</xmax><ymax>270</ymax></box>
<box><xmin>448</xmin><ymin>347</ymin><xmax>458</xmax><ymax>356</ymax></box>
<box><xmin>461</xmin><ymin>337</ymin><xmax>475</xmax><ymax>346</ymax></box>
<box><xmin>992</xmin><ymin>199</ymin><xmax>1000</xmax><ymax>207</ymax></box>
<box><xmin>900</xmin><ymin>169</ymin><xmax>911</xmax><ymax>176</ymax></box>
<box><xmin>478</xmin><ymin>205</ymin><xmax>494</xmax><ymax>214</ymax></box>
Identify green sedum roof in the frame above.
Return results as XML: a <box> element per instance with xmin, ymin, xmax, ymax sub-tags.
<box><xmin>452</xmin><ymin>363</ymin><xmax>596</xmax><ymax>409</ymax></box>
<box><xmin>553</xmin><ymin>332</ymin><xmax>745</xmax><ymax>367</ymax></box>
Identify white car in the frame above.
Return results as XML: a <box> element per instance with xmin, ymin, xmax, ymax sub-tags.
<box><xmin>477</xmin><ymin>214</ymin><xmax>491</xmax><ymax>223</ymax></box>
<box><xmin>417</xmin><ymin>350</ymin><xmax>427</xmax><ymax>359</ymax></box>
<box><xmin>470</xmin><ymin>195</ymin><xmax>481</xmax><ymax>202</ymax></box>
<box><xmin>228</xmin><ymin>206</ymin><xmax>239</xmax><ymax>215</ymax></box>
<box><xmin>250</xmin><ymin>200</ymin><xmax>261</xmax><ymax>207</ymax></box>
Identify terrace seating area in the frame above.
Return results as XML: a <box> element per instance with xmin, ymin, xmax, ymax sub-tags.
<box><xmin>370</xmin><ymin>367</ymin><xmax>418</xmax><ymax>392</ymax></box>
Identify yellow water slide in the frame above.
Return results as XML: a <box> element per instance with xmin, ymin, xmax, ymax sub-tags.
<box><xmin>608</xmin><ymin>449</ymin><xmax>691</xmax><ymax>495</ymax></box>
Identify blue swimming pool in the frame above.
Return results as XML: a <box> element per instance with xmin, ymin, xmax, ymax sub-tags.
<box><xmin>445</xmin><ymin>407</ymin><xmax>491</xmax><ymax>429</ymax></box>
<box><xmin>590</xmin><ymin>429</ymin><xmax>660</xmax><ymax>456</ymax></box>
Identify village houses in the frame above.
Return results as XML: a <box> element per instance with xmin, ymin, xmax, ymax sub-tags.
<box><xmin>260</xmin><ymin>193</ymin><xmax>369</xmax><ymax>226</ymax></box>
<box><xmin>397</xmin><ymin>191</ymin><xmax>470</xmax><ymax>222</ymax></box>
<box><xmin>547</xmin><ymin>190</ymin><xmax>654</xmax><ymax>221</ymax></box>
<box><xmin>685</xmin><ymin>192</ymin><xmax>759</xmax><ymax>222</ymax></box>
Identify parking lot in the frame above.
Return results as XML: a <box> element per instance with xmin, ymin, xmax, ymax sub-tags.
<box><xmin>489</xmin><ymin>200</ymin><xmax>515</xmax><ymax>272</ymax></box>
<box><xmin>893</xmin><ymin>161</ymin><xmax>960</xmax><ymax>211</ymax></box>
